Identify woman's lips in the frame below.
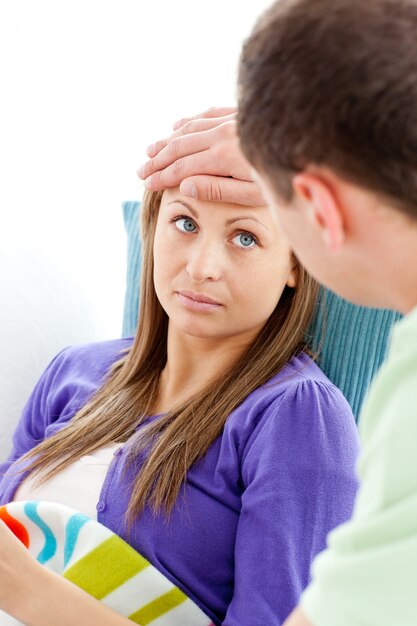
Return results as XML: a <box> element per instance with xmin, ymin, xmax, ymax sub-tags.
<box><xmin>176</xmin><ymin>290</ymin><xmax>223</xmax><ymax>312</ymax></box>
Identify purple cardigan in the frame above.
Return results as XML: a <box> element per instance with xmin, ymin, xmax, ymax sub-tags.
<box><xmin>0</xmin><ymin>338</ymin><xmax>360</xmax><ymax>625</ymax></box>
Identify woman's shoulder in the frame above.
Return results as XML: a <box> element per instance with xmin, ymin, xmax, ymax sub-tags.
<box><xmin>281</xmin><ymin>351</ymin><xmax>338</xmax><ymax>386</ymax></box>
<box><xmin>36</xmin><ymin>337</ymin><xmax>134</xmax><ymax>417</ymax></box>
<box><xmin>53</xmin><ymin>337</ymin><xmax>134</xmax><ymax>378</ymax></box>
<box><xmin>225</xmin><ymin>351</ymin><xmax>358</xmax><ymax>453</ymax></box>
<box><xmin>242</xmin><ymin>351</ymin><xmax>350</xmax><ymax>410</ymax></box>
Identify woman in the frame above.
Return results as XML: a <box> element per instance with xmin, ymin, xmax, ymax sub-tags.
<box><xmin>0</xmin><ymin>187</ymin><xmax>360</xmax><ymax>625</ymax></box>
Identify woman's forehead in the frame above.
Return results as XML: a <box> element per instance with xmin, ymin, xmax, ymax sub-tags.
<box><xmin>160</xmin><ymin>187</ymin><xmax>272</xmax><ymax>223</ymax></box>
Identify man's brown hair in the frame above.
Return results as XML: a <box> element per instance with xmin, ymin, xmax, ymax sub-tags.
<box><xmin>238</xmin><ymin>0</ymin><xmax>417</xmax><ymax>217</ymax></box>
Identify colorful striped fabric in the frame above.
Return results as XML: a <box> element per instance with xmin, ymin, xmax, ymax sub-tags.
<box><xmin>0</xmin><ymin>501</ymin><xmax>214</xmax><ymax>626</ymax></box>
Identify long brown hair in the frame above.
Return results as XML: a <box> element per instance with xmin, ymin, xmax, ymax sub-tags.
<box><xmin>20</xmin><ymin>190</ymin><xmax>319</xmax><ymax>524</ymax></box>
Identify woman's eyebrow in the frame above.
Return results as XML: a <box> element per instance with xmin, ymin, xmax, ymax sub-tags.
<box><xmin>226</xmin><ymin>216</ymin><xmax>269</xmax><ymax>231</ymax></box>
<box><xmin>168</xmin><ymin>199</ymin><xmax>198</xmax><ymax>219</ymax></box>
<box><xmin>168</xmin><ymin>200</ymin><xmax>268</xmax><ymax>231</ymax></box>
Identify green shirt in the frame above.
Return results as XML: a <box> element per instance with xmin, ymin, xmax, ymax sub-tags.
<box><xmin>302</xmin><ymin>307</ymin><xmax>417</xmax><ymax>626</ymax></box>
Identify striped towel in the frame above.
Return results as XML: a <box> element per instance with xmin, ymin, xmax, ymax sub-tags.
<box><xmin>0</xmin><ymin>501</ymin><xmax>214</xmax><ymax>626</ymax></box>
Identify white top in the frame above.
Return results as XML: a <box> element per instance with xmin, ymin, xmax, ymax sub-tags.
<box><xmin>13</xmin><ymin>444</ymin><xmax>120</xmax><ymax>519</ymax></box>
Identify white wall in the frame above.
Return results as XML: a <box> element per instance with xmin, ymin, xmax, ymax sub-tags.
<box><xmin>0</xmin><ymin>0</ymin><xmax>272</xmax><ymax>460</ymax></box>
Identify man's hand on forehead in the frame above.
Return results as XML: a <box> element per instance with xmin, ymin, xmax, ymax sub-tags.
<box><xmin>137</xmin><ymin>106</ymin><xmax>265</xmax><ymax>207</ymax></box>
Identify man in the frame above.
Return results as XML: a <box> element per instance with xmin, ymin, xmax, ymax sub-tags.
<box><xmin>138</xmin><ymin>1</ymin><xmax>417</xmax><ymax>624</ymax></box>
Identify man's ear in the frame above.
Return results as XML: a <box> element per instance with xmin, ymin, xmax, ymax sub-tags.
<box><xmin>292</xmin><ymin>172</ymin><xmax>345</xmax><ymax>252</ymax></box>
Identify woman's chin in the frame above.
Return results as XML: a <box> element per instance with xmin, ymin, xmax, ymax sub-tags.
<box><xmin>181</xmin><ymin>326</ymin><xmax>225</xmax><ymax>340</ymax></box>
<box><xmin>171</xmin><ymin>319</ymin><xmax>229</xmax><ymax>341</ymax></box>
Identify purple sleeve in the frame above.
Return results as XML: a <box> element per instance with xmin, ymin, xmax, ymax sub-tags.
<box><xmin>0</xmin><ymin>348</ymin><xmax>69</xmax><ymax>477</ymax></box>
<box><xmin>222</xmin><ymin>379</ymin><xmax>360</xmax><ymax>626</ymax></box>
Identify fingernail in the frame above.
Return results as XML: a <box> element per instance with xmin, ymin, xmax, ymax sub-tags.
<box><xmin>147</xmin><ymin>143</ymin><xmax>156</xmax><ymax>157</ymax></box>
<box><xmin>181</xmin><ymin>181</ymin><xmax>197</xmax><ymax>199</ymax></box>
<box><xmin>144</xmin><ymin>176</ymin><xmax>152</xmax><ymax>189</ymax></box>
<box><xmin>137</xmin><ymin>165</ymin><xmax>145</xmax><ymax>179</ymax></box>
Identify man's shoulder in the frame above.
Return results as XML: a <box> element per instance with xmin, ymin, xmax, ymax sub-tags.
<box><xmin>360</xmin><ymin>312</ymin><xmax>417</xmax><ymax>442</ymax></box>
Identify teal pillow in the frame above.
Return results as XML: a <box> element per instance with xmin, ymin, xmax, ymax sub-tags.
<box><xmin>122</xmin><ymin>201</ymin><xmax>142</xmax><ymax>339</ymax></box>
<box><xmin>308</xmin><ymin>290</ymin><xmax>401</xmax><ymax>418</ymax></box>
<box><xmin>122</xmin><ymin>201</ymin><xmax>401</xmax><ymax>420</ymax></box>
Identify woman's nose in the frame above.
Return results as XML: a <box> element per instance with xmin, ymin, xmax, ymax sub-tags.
<box><xmin>185</xmin><ymin>241</ymin><xmax>223</xmax><ymax>283</ymax></box>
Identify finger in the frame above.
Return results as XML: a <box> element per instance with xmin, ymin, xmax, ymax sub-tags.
<box><xmin>142</xmin><ymin>120</ymin><xmax>237</xmax><ymax>179</ymax></box>
<box><xmin>143</xmin><ymin>149</ymin><xmax>230</xmax><ymax>191</ymax></box>
<box><xmin>141</xmin><ymin>128</ymin><xmax>219</xmax><ymax>181</ymax></box>
<box><xmin>173</xmin><ymin>106</ymin><xmax>237</xmax><ymax>130</ymax></box>
<box><xmin>142</xmin><ymin>121</ymin><xmax>243</xmax><ymax>188</ymax></box>
<box><xmin>144</xmin><ymin>117</ymin><xmax>229</xmax><ymax>160</ymax></box>
<box><xmin>179</xmin><ymin>176</ymin><xmax>266</xmax><ymax>207</ymax></box>
<box><xmin>146</xmin><ymin>113</ymin><xmax>236</xmax><ymax>159</ymax></box>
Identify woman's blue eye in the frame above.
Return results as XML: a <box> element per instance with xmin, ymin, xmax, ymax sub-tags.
<box><xmin>175</xmin><ymin>217</ymin><xmax>197</xmax><ymax>233</ymax></box>
<box><xmin>233</xmin><ymin>233</ymin><xmax>257</xmax><ymax>248</ymax></box>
